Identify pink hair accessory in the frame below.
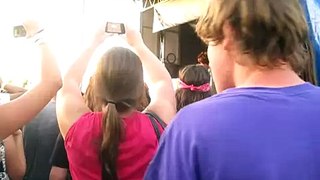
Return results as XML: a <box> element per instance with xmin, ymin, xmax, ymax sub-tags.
<box><xmin>178</xmin><ymin>80</ymin><xmax>211</xmax><ymax>92</ymax></box>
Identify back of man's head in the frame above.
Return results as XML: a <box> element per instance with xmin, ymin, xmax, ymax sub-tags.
<box><xmin>196</xmin><ymin>0</ymin><xmax>308</xmax><ymax>73</ymax></box>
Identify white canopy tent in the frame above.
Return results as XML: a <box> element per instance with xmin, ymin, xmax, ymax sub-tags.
<box><xmin>151</xmin><ymin>0</ymin><xmax>208</xmax><ymax>32</ymax></box>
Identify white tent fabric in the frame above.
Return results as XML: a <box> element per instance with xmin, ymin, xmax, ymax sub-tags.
<box><xmin>152</xmin><ymin>0</ymin><xmax>208</xmax><ymax>32</ymax></box>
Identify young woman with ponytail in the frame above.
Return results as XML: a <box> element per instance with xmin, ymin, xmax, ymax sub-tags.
<box><xmin>56</xmin><ymin>25</ymin><xmax>176</xmax><ymax>180</ymax></box>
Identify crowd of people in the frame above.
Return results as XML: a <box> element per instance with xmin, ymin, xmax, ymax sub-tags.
<box><xmin>1</xmin><ymin>0</ymin><xmax>320</xmax><ymax>179</ymax></box>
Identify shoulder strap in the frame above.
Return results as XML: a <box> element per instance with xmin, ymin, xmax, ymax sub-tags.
<box><xmin>145</xmin><ymin>111</ymin><xmax>167</xmax><ymax>129</ymax></box>
<box><xmin>148</xmin><ymin>114</ymin><xmax>161</xmax><ymax>141</ymax></box>
<box><xmin>145</xmin><ymin>111</ymin><xmax>167</xmax><ymax>141</ymax></box>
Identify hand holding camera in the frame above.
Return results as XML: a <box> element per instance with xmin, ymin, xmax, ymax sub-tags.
<box><xmin>13</xmin><ymin>20</ymin><xmax>44</xmax><ymax>39</ymax></box>
<box><xmin>23</xmin><ymin>20</ymin><xmax>44</xmax><ymax>38</ymax></box>
<box><xmin>89</xmin><ymin>22</ymin><xmax>126</xmax><ymax>47</ymax></box>
<box><xmin>124</xmin><ymin>24</ymin><xmax>144</xmax><ymax>49</ymax></box>
<box><xmin>105</xmin><ymin>22</ymin><xmax>125</xmax><ymax>34</ymax></box>
<box><xmin>104</xmin><ymin>22</ymin><xmax>145</xmax><ymax>49</ymax></box>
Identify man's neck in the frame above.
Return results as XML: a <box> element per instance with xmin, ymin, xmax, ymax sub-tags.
<box><xmin>234</xmin><ymin>63</ymin><xmax>305</xmax><ymax>88</ymax></box>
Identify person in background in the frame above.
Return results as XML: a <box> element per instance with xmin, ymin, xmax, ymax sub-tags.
<box><xmin>23</xmin><ymin>100</ymin><xmax>59</xmax><ymax>180</ymax></box>
<box><xmin>83</xmin><ymin>76</ymin><xmax>101</xmax><ymax>112</ymax></box>
<box><xmin>2</xmin><ymin>84</ymin><xmax>27</xmax><ymax>101</ymax></box>
<box><xmin>0</xmin><ymin>19</ymin><xmax>61</xmax><ymax>180</ymax></box>
<box><xmin>0</xmin><ymin>78</ymin><xmax>27</xmax><ymax>102</ymax></box>
<box><xmin>49</xmin><ymin>134</ymin><xmax>71</xmax><ymax>180</ymax></box>
<box><xmin>1</xmin><ymin>94</ymin><xmax>25</xmax><ymax>180</ymax></box>
<box><xmin>197</xmin><ymin>51</ymin><xmax>209</xmax><ymax>69</ymax></box>
<box><xmin>137</xmin><ymin>83</ymin><xmax>151</xmax><ymax>112</ymax></box>
<box><xmin>197</xmin><ymin>51</ymin><xmax>216</xmax><ymax>93</ymax></box>
<box><xmin>175</xmin><ymin>65</ymin><xmax>212</xmax><ymax>111</ymax></box>
<box><xmin>299</xmin><ymin>39</ymin><xmax>318</xmax><ymax>85</ymax></box>
<box><xmin>145</xmin><ymin>0</ymin><xmax>320</xmax><ymax>179</ymax></box>
<box><xmin>56</xmin><ymin>25</ymin><xmax>175</xmax><ymax>180</ymax></box>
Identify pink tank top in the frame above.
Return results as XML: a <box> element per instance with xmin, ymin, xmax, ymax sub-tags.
<box><xmin>65</xmin><ymin>111</ymin><xmax>163</xmax><ymax>180</ymax></box>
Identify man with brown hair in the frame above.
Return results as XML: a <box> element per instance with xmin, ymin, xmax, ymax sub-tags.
<box><xmin>145</xmin><ymin>0</ymin><xmax>320</xmax><ymax>179</ymax></box>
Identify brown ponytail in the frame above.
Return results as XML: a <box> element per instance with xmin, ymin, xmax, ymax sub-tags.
<box><xmin>100</xmin><ymin>103</ymin><xmax>123</xmax><ymax>180</ymax></box>
<box><xmin>94</xmin><ymin>47</ymin><xmax>144</xmax><ymax>179</ymax></box>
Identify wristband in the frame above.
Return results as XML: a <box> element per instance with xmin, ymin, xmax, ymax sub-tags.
<box><xmin>34</xmin><ymin>37</ymin><xmax>46</xmax><ymax>46</ymax></box>
<box><xmin>33</xmin><ymin>29</ymin><xmax>44</xmax><ymax>37</ymax></box>
<box><xmin>30</xmin><ymin>29</ymin><xmax>46</xmax><ymax>45</ymax></box>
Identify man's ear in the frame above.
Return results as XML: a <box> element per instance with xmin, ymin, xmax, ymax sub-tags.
<box><xmin>222</xmin><ymin>23</ymin><xmax>236</xmax><ymax>52</ymax></box>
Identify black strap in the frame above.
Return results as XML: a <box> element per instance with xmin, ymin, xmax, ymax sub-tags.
<box><xmin>148</xmin><ymin>114</ymin><xmax>161</xmax><ymax>141</ymax></box>
<box><xmin>145</xmin><ymin>111</ymin><xmax>167</xmax><ymax>130</ymax></box>
<box><xmin>145</xmin><ymin>111</ymin><xmax>167</xmax><ymax>141</ymax></box>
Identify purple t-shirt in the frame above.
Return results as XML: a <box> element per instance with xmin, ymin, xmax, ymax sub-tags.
<box><xmin>145</xmin><ymin>83</ymin><xmax>320</xmax><ymax>180</ymax></box>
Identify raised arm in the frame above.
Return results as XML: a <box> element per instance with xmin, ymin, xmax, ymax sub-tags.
<box><xmin>0</xmin><ymin>20</ymin><xmax>62</xmax><ymax>140</ymax></box>
<box><xmin>126</xmin><ymin>27</ymin><xmax>176</xmax><ymax>124</ymax></box>
<box><xmin>56</xmin><ymin>27</ymin><xmax>107</xmax><ymax>137</ymax></box>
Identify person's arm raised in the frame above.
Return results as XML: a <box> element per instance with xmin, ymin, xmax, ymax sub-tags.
<box><xmin>0</xmin><ymin>20</ymin><xmax>62</xmax><ymax>140</ymax></box>
<box><xmin>126</xmin><ymin>27</ymin><xmax>176</xmax><ymax>124</ymax></box>
<box><xmin>56</xmin><ymin>27</ymin><xmax>108</xmax><ymax>138</ymax></box>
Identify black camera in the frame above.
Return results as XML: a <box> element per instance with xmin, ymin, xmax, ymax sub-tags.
<box><xmin>105</xmin><ymin>22</ymin><xmax>125</xmax><ymax>34</ymax></box>
<box><xmin>13</xmin><ymin>25</ymin><xmax>27</xmax><ymax>38</ymax></box>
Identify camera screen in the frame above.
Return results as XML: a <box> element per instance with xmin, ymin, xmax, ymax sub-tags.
<box><xmin>106</xmin><ymin>22</ymin><xmax>125</xmax><ymax>34</ymax></box>
<box><xmin>13</xmin><ymin>25</ymin><xmax>26</xmax><ymax>38</ymax></box>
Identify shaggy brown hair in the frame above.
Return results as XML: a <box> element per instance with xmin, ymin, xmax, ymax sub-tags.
<box><xmin>196</xmin><ymin>0</ymin><xmax>309</xmax><ymax>73</ymax></box>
